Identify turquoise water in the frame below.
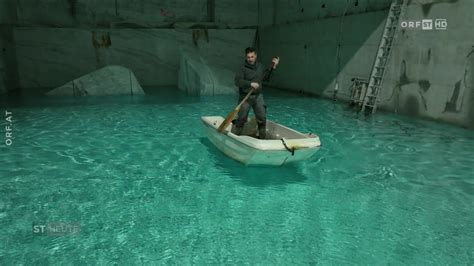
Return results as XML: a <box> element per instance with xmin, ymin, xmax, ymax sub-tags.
<box><xmin>1</xmin><ymin>88</ymin><xmax>473</xmax><ymax>264</ymax></box>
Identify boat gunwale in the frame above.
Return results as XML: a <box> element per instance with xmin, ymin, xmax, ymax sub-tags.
<box><xmin>201</xmin><ymin>116</ymin><xmax>321</xmax><ymax>152</ymax></box>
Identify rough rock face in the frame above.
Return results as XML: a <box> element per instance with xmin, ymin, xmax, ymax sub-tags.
<box><xmin>178</xmin><ymin>52</ymin><xmax>236</xmax><ymax>96</ymax></box>
<box><xmin>47</xmin><ymin>65</ymin><xmax>144</xmax><ymax>96</ymax></box>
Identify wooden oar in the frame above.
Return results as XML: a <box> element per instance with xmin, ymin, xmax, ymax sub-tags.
<box><xmin>217</xmin><ymin>87</ymin><xmax>255</xmax><ymax>133</ymax></box>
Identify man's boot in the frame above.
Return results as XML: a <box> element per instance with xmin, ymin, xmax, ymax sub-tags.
<box><xmin>258</xmin><ymin>126</ymin><xmax>266</xmax><ymax>139</ymax></box>
<box><xmin>233</xmin><ymin>126</ymin><xmax>244</xmax><ymax>136</ymax></box>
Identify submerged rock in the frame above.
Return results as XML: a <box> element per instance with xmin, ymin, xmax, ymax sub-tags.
<box><xmin>47</xmin><ymin>65</ymin><xmax>144</xmax><ymax>96</ymax></box>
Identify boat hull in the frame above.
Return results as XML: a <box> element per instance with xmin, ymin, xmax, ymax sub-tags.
<box><xmin>202</xmin><ymin>116</ymin><xmax>321</xmax><ymax>166</ymax></box>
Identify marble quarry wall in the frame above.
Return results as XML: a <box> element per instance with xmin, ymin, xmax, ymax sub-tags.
<box><xmin>1</xmin><ymin>0</ymin><xmax>257</xmax><ymax>94</ymax></box>
<box><xmin>258</xmin><ymin>0</ymin><xmax>474</xmax><ymax>128</ymax></box>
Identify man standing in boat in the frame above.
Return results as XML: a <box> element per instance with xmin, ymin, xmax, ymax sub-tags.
<box><xmin>233</xmin><ymin>47</ymin><xmax>280</xmax><ymax>139</ymax></box>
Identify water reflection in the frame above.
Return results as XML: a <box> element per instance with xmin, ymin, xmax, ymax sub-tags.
<box><xmin>199</xmin><ymin>138</ymin><xmax>308</xmax><ymax>188</ymax></box>
<box><xmin>0</xmin><ymin>87</ymin><xmax>204</xmax><ymax>108</ymax></box>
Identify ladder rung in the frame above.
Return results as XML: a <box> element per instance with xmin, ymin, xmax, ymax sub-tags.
<box><xmin>366</xmin><ymin>99</ymin><xmax>379</xmax><ymax>104</ymax></box>
<box><xmin>370</xmin><ymin>82</ymin><xmax>381</xmax><ymax>87</ymax></box>
<box><xmin>387</xmin><ymin>23</ymin><xmax>398</xmax><ymax>28</ymax></box>
<box><xmin>388</xmin><ymin>17</ymin><xmax>399</xmax><ymax>22</ymax></box>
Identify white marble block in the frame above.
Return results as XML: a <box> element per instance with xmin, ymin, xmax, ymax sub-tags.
<box><xmin>47</xmin><ymin>65</ymin><xmax>144</xmax><ymax>96</ymax></box>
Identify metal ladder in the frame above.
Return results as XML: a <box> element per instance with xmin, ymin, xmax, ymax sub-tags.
<box><xmin>361</xmin><ymin>0</ymin><xmax>404</xmax><ymax>114</ymax></box>
<box><xmin>349</xmin><ymin>77</ymin><xmax>369</xmax><ymax>107</ymax></box>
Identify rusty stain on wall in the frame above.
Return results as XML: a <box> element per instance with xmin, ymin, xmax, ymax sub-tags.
<box><xmin>92</xmin><ymin>32</ymin><xmax>111</xmax><ymax>68</ymax></box>
<box><xmin>444</xmin><ymin>48</ymin><xmax>473</xmax><ymax>114</ymax></box>
<box><xmin>404</xmin><ymin>94</ymin><xmax>420</xmax><ymax>116</ymax></box>
<box><xmin>160</xmin><ymin>8</ymin><xmax>176</xmax><ymax>18</ymax></box>
<box><xmin>418</xmin><ymin>79</ymin><xmax>431</xmax><ymax>92</ymax></box>
<box><xmin>444</xmin><ymin>79</ymin><xmax>463</xmax><ymax>112</ymax></box>
<box><xmin>68</xmin><ymin>0</ymin><xmax>78</xmax><ymax>19</ymax></box>
<box><xmin>388</xmin><ymin>60</ymin><xmax>430</xmax><ymax>114</ymax></box>
<box><xmin>92</xmin><ymin>32</ymin><xmax>112</xmax><ymax>48</ymax></box>
<box><xmin>468</xmin><ymin>49</ymin><xmax>474</xmax><ymax>127</ymax></box>
<box><xmin>192</xmin><ymin>29</ymin><xmax>209</xmax><ymax>47</ymax></box>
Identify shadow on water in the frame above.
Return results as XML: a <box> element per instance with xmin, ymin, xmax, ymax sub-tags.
<box><xmin>199</xmin><ymin>138</ymin><xmax>308</xmax><ymax>188</ymax></box>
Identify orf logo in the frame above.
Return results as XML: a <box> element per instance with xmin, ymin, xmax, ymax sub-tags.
<box><xmin>422</xmin><ymin>19</ymin><xmax>432</xmax><ymax>30</ymax></box>
<box><xmin>400</xmin><ymin>19</ymin><xmax>447</xmax><ymax>30</ymax></box>
<box><xmin>435</xmin><ymin>19</ymin><xmax>447</xmax><ymax>30</ymax></box>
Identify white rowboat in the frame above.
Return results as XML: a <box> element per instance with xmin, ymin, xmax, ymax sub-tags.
<box><xmin>201</xmin><ymin>116</ymin><xmax>321</xmax><ymax>166</ymax></box>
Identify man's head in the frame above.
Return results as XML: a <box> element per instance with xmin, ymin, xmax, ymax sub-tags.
<box><xmin>245</xmin><ymin>47</ymin><xmax>257</xmax><ymax>65</ymax></box>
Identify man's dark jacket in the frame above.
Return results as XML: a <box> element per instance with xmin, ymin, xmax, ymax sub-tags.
<box><xmin>234</xmin><ymin>61</ymin><xmax>273</xmax><ymax>95</ymax></box>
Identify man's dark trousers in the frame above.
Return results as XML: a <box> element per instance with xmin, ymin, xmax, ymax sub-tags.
<box><xmin>234</xmin><ymin>93</ymin><xmax>266</xmax><ymax>139</ymax></box>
